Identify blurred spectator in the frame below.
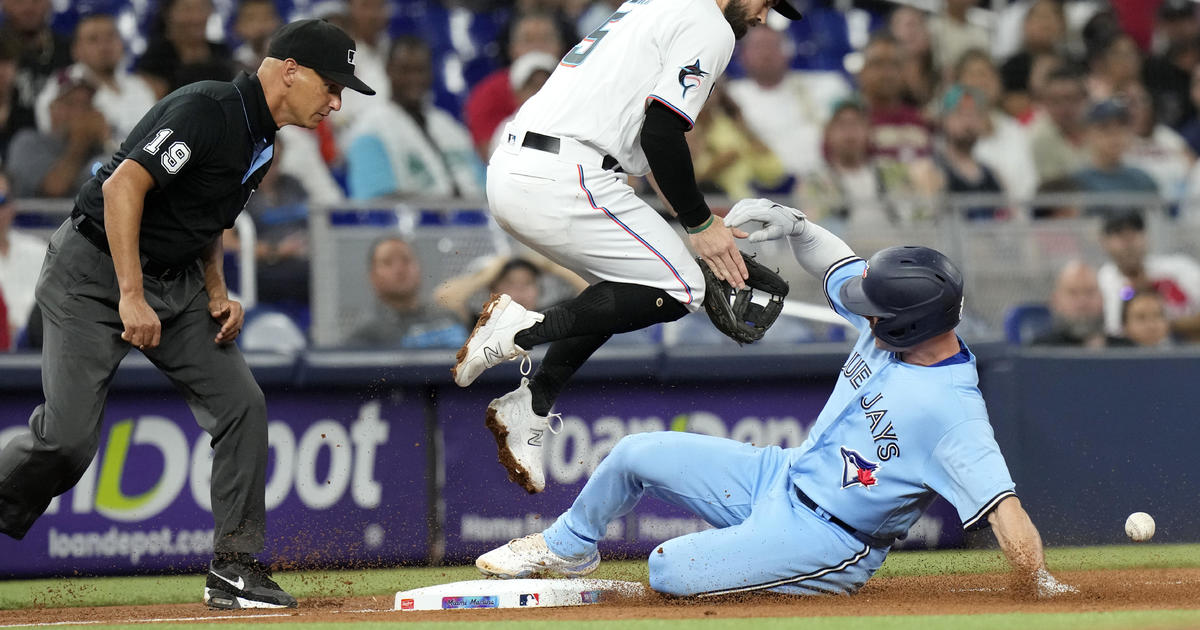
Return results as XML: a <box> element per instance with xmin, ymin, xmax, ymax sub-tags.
<box><xmin>0</xmin><ymin>0</ymin><xmax>71</xmax><ymax>142</ymax></box>
<box><xmin>1084</xmin><ymin>30</ymin><xmax>1142</xmax><ymax>102</ymax></box>
<box><xmin>998</xmin><ymin>0</ymin><xmax>1066</xmax><ymax>123</ymax></box>
<box><xmin>1121</xmin><ymin>290</ymin><xmax>1173</xmax><ymax>347</ymax></box>
<box><xmin>1143</xmin><ymin>0</ymin><xmax>1198</xmax><ymax>129</ymax></box>
<box><xmin>231</xmin><ymin>0</ymin><xmax>283</xmax><ymax>74</ymax></box>
<box><xmin>487</xmin><ymin>51</ymin><xmax>557</xmax><ymax>157</ymax></box>
<box><xmin>464</xmin><ymin>12</ymin><xmax>564</xmax><ymax>158</ymax></box>
<box><xmin>136</xmin><ymin>0</ymin><xmax>236</xmax><ymax>99</ymax></box>
<box><xmin>344</xmin><ymin>36</ymin><xmax>485</xmax><ymax>200</ymax></box>
<box><xmin>0</xmin><ymin>170</ymin><xmax>47</xmax><ymax>345</ymax></box>
<box><xmin>34</xmin><ymin>13</ymin><xmax>156</xmax><ymax>143</ymax></box>
<box><xmin>888</xmin><ymin>5</ymin><xmax>931</xmax><ymax>62</ymax></box>
<box><xmin>886</xmin><ymin>6</ymin><xmax>936</xmax><ymax>109</ymax></box>
<box><xmin>1001</xmin><ymin>52</ymin><xmax>1063</xmax><ymax>125</ymax></box>
<box><xmin>797</xmin><ymin>98</ymin><xmax>929</xmax><ymax>228</ymax></box>
<box><xmin>1029</xmin><ymin>67</ymin><xmax>1089</xmax><ymax>185</ymax></box>
<box><xmin>338</xmin><ymin>0</ymin><xmax>391</xmax><ymax>121</ymax></box>
<box><xmin>725</xmin><ymin>26</ymin><xmax>851</xmax><ymax>177</ymax></box>
<box><xmin>1032</xmin><ymin>260</ymin><xmax>1129</xmax><ymax>348</ymax></box>
<box><xmin>927</xmin><ymin>0</ymin><xmax>989</xmax><ymax>74</ymax></box>
<box><xmin>0</xmin><ymin>37</ymin><xmax>28</xmax><ymax>164</ymax></box>
<box><xmin>688</xmin><ymin>85</ymin><xmax>786</xmax><ymax>199</ymax></box>
<box><xmin>6</xmin><ymin>69</ymin><xmax>108</xmax><ymax>198</ymax></box>
<box><xmin>1098</xmin><ymin>210</ymin><xmax>1200</xmax><ymax>341</ymax></box>
<box><xmin>951</xmin><ymin>49</ymin><xmax>1037</xmax><ymax>200</ymax></box>
<box><xmin>858</xmin><ymin>32</ymin><xmax>932</xmax><ymax>161</ymax></box>
<box><xmin>932</xmin><ymin>85</ymin><xmax>1005</xmax><ymax>220</ymax></box>
<box><xmin>435</xmin><ymin>255</ymin><xmax>588</xmax><ymax>325</ymax></box>
<box><xmin>1151</xmin><ymin>0</ymin><xmax>1198</xmax><ymax>56</ymax></box>
<box><xmin>344</xmin><ymin>236</ymin><xmax>468</xmax><ymax>349</ymax></box>
<box><xmin>1119</xmin><ymin>82</ymin><xmax>1194</xmax><ymax>202</ymax></box>
<box><xmin>1072</xmin><ymin>99</ymin><xmax>1158</xmax><ymax>204</ymax></box>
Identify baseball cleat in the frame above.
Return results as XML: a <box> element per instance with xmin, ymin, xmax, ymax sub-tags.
<box><xmin>203</xmin><ymin>553</ymin><xmax>297</xmax><ymax>610</ymax></box>
<box><xmin>486</xmin><ymin>378</ymin><xmax>559</xmax><ymax>494</ymax></box>
<box><xmin>476</xmin><ymin>533</ymin><xmax>600</xmax><ymax>579</ymax></box>
<box><xmin>452</xmin><ymin>293</ymin><xmax>544</xmax><ymax>387</ymax></box>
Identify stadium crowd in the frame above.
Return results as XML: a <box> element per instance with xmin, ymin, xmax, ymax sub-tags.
<box><xmin>2</xmin><ymin>0</ymin><xmax>1200</xmax><ymax>350</ymax></box>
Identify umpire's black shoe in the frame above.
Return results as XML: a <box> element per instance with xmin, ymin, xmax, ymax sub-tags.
<box><xmin>204</xmin><ymin>553</ymin><xmax>298</xmax><ymax>609</ymax></box>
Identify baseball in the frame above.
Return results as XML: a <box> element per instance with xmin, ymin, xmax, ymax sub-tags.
<box><xmin>1125</xmin><ymin>512</ymin><xmax>1155</xmax><ymax>542</ymax></box>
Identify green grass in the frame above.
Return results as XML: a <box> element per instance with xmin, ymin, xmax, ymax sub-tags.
<box><xmin>2</xmin><ymin>544</ymin><xmax>1198</xmax><ymax>628</ymax></box>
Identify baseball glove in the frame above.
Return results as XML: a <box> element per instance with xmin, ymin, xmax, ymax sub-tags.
<box><xmin>697</xmin><ymin>251</ymin><xmax>789</xmax><ymax>345</ymax></box>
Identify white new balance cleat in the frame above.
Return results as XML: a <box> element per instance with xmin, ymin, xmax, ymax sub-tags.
<box><xmin>476</xmin><ymin>533</ymin><xmax>600</xmax><ymax>579</ymax></box>
<box><xmin>485</xmin><ymin>378</ymin><xmax>560</xmax><ymax>494</ymax></box>
<box><xmin>452</xmin><ymin>293</ymin><xmax>544</xmax><ymax>387</ymax></box>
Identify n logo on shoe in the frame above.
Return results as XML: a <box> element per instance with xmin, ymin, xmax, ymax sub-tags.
<box><xmin>527</xmin><ymin>428</ymin><xmax>543</xmax><ymax>447</ymax></box>
<box><xmin>482</xmin><ymin>344</ymin><xmax>505</xmax><ymax>364</ymax></box>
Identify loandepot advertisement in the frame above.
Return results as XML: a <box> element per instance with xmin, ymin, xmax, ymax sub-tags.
<box><xmin>0</xmin><ymin>390</ymin><xmax>429</xmax><ymax>577</ymax></box>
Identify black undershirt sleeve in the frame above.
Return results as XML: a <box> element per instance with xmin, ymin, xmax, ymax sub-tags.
<box><xmin>640</xmin><ymin>101</ymin><xmax>712</xmax><ymax>230</ymax></box>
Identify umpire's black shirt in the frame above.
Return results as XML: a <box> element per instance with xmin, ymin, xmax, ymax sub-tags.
<box><xmin>74</xmin><ymin>72</ymin><xmax>277</xmax><ymax>267</ymax></box>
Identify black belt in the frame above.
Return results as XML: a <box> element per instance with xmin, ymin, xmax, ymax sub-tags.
<box><xmin>521</xmin><ymin>131</ymin><xmax>623</xmax><ymax>172</ymax></box>
<box><xmin>70</xmin><ymin>211</ymin><xmax>195</xmax><ymax>281</ymax></box>
<box><xmin>796</xmin><ymin>487</ymin><xmax>891</xmax><ymax>548</ymax></box>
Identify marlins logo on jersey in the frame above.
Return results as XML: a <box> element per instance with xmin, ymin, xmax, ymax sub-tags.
<box><xmin>840</xmin><ymin>447</ymin><xmax>880</xmax><ymax>489</ymax></box>
<box><xmin>678</xmin><ymin>60</ymin><xmax>708</xmax><ymax>98</ymax></box>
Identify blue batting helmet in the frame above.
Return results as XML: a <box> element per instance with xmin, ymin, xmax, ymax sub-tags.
<box><xmin>839</xmin><ymin>246</ymin><xmax>965</xmax><ymax>350</ymax></box>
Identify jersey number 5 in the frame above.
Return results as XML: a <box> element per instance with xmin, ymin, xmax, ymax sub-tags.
<box><xmin>560</xmin><ymin>10</ymin><xmax>630</xmax><ymax>67</ymax></box>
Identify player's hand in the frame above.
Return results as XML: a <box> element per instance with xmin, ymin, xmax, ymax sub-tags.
<box><xmin>1033</xmin><ymin>568</ymin><xmax>1078</xmax><ymax>599</ymax></box>
<box><xmin>725</xmin><ymin>198</ymin><xmax>807</xmax><ymax>243</ymax></box>
<box><xmin>209</xmin><ymin>297</ymin><xmax>245</xmax><ymax>345</ymax></box>
<box><xmin>119</xmin><ymin>294</ymin><xmax>161</xmax><ymax>350</ymax></box>
<box><xmin>688</xmin><ymin>216</ymin><xmax>748</xmax><ymax>289</ymax></box>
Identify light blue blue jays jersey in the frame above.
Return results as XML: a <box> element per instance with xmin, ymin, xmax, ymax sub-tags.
<box><xmin>788</xmin><ymin>257</ymin><xmax>1017</xmax><ymax>543</ymax></box>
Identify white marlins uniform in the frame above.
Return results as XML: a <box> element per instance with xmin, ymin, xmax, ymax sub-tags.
<box><xmin>486</xmin><ymin>0</ymin><xmax>735</xmax><ymax>311</ymax></box>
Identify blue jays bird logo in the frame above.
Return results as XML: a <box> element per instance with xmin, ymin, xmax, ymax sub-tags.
<box><xmin>678</xmin><ymin>60</ymin><xmax>708</xmax><ymax>98</ymax></box>
<box><xmin>840</xmin><ymin>447</ymin><xmax>880</xmax><ymax>489</ymax></box>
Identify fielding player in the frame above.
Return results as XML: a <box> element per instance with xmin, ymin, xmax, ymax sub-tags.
<box><xmin>452</xmin><ymin>0</ymin><xmax>803</xmax><ymax>494</ymax></box>
<box><xmin>0</xmin><ymin>20</ymin><xmax>374</xmax><ymax>609</ymax></box>
<box><xmin>476</xmin><ymin>200</ymin><xmax>1076</xmax><ymax>598</ymax></box>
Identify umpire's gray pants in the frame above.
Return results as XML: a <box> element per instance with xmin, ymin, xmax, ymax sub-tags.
<box><xmin>0</xmin><ymin>221</ymin><xmax>268</xmax><ymax>554</ymax></box>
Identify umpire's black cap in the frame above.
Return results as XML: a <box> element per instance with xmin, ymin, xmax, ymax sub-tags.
<box><xmin>267</xmin><ymin>19</ymin><xmax>376</xmax><ymax>95</ymax></box>
<box><xmin>774</xmin><ymin>0</ymin><xmax>804</xmax><ymax>20</ymax></box>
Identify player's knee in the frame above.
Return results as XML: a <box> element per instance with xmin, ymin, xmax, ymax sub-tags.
<box><xmin>223</xmin><ymin>380</ymin><xmax>268</xmax><ymax>430</ymax></box>
<box><xmin>605</xmin><ymin>432</ymin><xmax>662</xmax><ymax>469</ymax></box>
<box><xmin>647</xmin><ymin>544</ymin><xmax>700</xmax><ymax>597</ymax></box>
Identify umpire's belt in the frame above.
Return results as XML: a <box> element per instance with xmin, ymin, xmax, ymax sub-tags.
<box><xmin>796</xmin><ymin>487</ymin><xmax>892</xmax><ymax>548</ymax></box>
<box><xmin>519</xmin><ymin>131</ymin><xmax>623</xmax><ymax>172</ymax></box>
<box><xmin>71</xmin><ymin>211</ymin><xmax>194</xmax><ymax>281</ymax></box>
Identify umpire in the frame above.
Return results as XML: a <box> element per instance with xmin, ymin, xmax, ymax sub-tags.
<box><xmin>0</xmin><ymin>20</ymin><xmax>373</xmax><ymax>609</ymax></box>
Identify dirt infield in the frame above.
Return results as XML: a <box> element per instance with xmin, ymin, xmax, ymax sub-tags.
<box><xmin>3</xmin><ymin>568</ymin><xmax>1198</xmax><ymax>626</ymax></box>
